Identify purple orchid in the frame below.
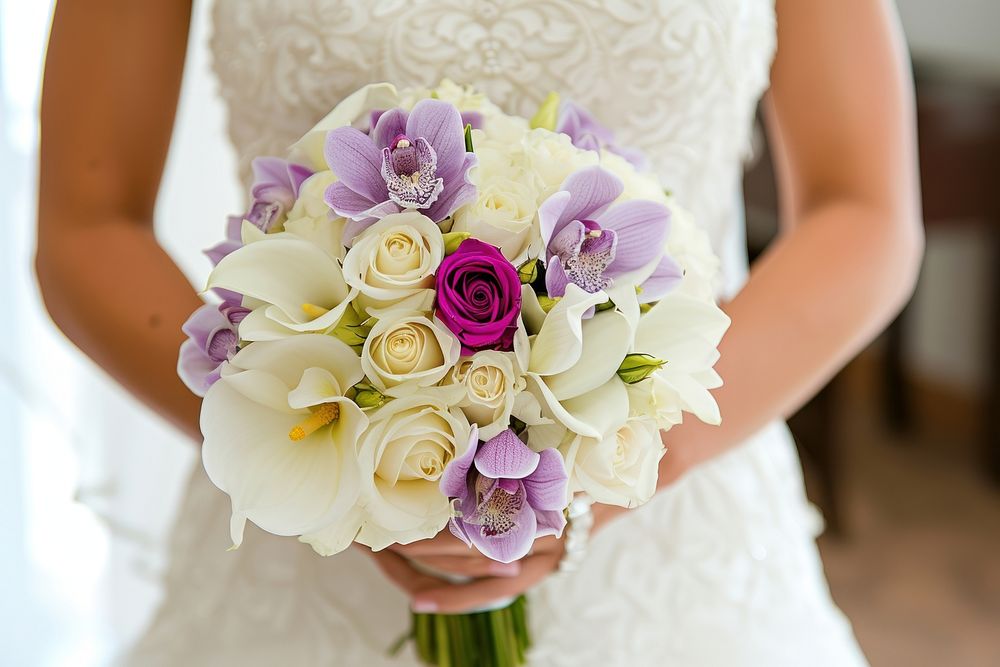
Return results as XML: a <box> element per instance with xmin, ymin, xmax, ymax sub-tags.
<box><xmin>556</xmin><ymin>100</ymin><xmax>648</xmax><ymax>170</ymax></box>
<box><xmin>324</xmin><ymin>99</ymin><xmax>477</xmax><ymax>243</ymax></box>
<box><xmin>203</xmin><ymin>157</ymin><xmax>312</xmax><ymax>266</ymax></box>
<box><xmin>244</xmin><ymin>156</ymin><xmax>313</xmax><ymax>232</ymax></box>
<box><xmin>178</xmin><ymin>297</ymin><xmax>249</xmax><ymax>397</ymax></box>
<box><xmin>440</xmin><ymin>427</ymin><xmax>568</xmax><ymax>564</ymax></box>
<box><xmin>538</xmin><ymin>166</ymin><xmax>682</xmax><ymax>305</ymax></box>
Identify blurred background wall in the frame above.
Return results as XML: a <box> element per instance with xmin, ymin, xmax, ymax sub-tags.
<box><xmin>1</xmin><ymin>1</ymin><xmax>998</xmax><ymax>665</ymax></box>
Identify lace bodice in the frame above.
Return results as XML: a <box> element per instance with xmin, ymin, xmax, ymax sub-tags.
<box><xmin>210</xmin><ymin>0</ymin><xmax>776</xmax><ymax>295</ymax></box>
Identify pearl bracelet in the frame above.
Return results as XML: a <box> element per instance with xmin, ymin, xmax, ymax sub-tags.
<box><xmin>558</xmin><ymin>494</ymin><xmax>594</xmax><ymax>573</ymax></box>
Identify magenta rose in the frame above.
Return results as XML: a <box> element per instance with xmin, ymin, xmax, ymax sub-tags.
<box><xmin>435</xmin><ymin>239</ymin><xmax>521</xmax><ymax>353</ymax></box>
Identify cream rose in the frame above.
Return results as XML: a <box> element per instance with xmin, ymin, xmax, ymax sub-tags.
<box><xmin>445</xmin><ymin>350</ymin><xmax>525</xmax><ymax>440</ymax></box>
<box><xmin>362</xmin><ymin>310</ymin><xmax>461</xmax><ymax>394</ymax></box>
<box><xmin>342</xmin><ymin>211</ymin><xmax>444</xmax><ymax>314</ymax></box>
<box><xmin>521</xmin><ymin>128</ymin><xmax>599</xmax><ymax>197</ymax></box>
<box><xmin>452</xmin><ymin>175</ymin><xmax>541</xmax><ymax>265</ymax></box>
<box><xmin>559</xmin><ymin>414</ymin><xmax>664</xmax><ymax>508</ymax></box>
<box><xmin>355</xmin><ymin>393</ymin><xmax>473</xmax><ymax>549</ymax></box>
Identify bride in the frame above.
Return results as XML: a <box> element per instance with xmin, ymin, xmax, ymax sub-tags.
<box><xmin>37</xmin><ymin>1</ymin><xmax>922</xmax><ymax>665</ymax></box>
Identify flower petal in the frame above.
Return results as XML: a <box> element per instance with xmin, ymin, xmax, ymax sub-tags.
<box><xmin>544</xmin><ymin>309</ymin><xmax>632</xmax><ymax>401</ymax></box>
<box><xmin>638</xmin><ymin>254</ymin><xmax>683</xmax><ymax>303</ymax></box>
<box><xmin>557</xmin><ymin>166</ymin><xmax>623</xmax><ymax>225</ymax></box>
<box><xmin>424</xmin><ymin>153</ymin><xmax>477</xmax><ymax>222</ymax></box>
<box><xmin>324</xmin><ymin>126</ymin><xmax>388</xmax><ymax>204</ymax></box>
<box><xmin>228</xmin><ymin>333</ymin><xmax>364</xmax><ymax>395</ymax></box>
<box><xmin>538</xmin><ymin>190</ymin><xmax>572</xmax><ymax>250</ymax></box>
<box><xmin>467</xmin><ymin>493</ymin><xmax>537</xmax><ymax>564</ymax></box>
<box><xmin>598</xmin><ymin>200</ymin><xmax>670</xmax><ymax>274</ymax></box>
<box><xmin>440</xmin><ymin>425</ymin><xmax>479</xmax><ymax>498</ymax></box>
<box><xmin>533</xmin><ymin>508</ymin><xmax>567</xmax><ymax>538</ymax></box>
<box><xmin>370</xmin><ymin>107</ymin><xmax>408</xmax><ymax>149</ymax></box>
<box><xmin>474</xmin><ymin>429</ymin><xmax>540</xmax><ymax>480</ymax></box>
<box><xmin>528</xmin><ymin>284</ymin><xmax>608</xmax><ymax>377</ymax></box>
<box><xmin>406</xmin><ymin>99</ymin><xmax>466</xmax><ymax>183</ymax></box>
<box><xmin>522</xmin><ymin>448</ymin><xmax>569</xmax><ymax>511</ymax></box>
<box><xmin>207</xmin><ymin>237</ymin><xmax>353</xmax><ymax>337</ymax></box>
<box><xmin>177</xmin><ymin>339</ymin><xmax>218</xmax><ymax>397</ymax></box>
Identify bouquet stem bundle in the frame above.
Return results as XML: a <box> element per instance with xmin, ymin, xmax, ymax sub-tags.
<box><xmin>408</xmin><ymin>596</ymin><xmax>530</xmax><ymax>667</ymax></box>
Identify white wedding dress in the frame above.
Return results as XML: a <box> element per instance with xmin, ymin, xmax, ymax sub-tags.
<box><xmin>125</xmin><ymin>1</ymin><xmax>869</xmax><ymax>665</ymax></box>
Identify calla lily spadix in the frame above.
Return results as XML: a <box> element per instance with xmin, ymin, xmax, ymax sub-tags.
<box><xmin>201</xmin><ymin>334</ymin><xmax>369</xmax><ymax>554</ymax></box>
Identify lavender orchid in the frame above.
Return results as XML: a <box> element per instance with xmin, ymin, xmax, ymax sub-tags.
<box><xmin>324</xmin><ymin>99</ymin><xmax>477</xmax><ymax>243</ymax></box>
<box><xmin>539</xmin><ymin>166</ymin><xmax>682</xmax><ymax>305</ymax></box>
<box><xmin>244</xmin><ymin>157</ymin><xmax>314</xmax><ymax>232</ymax></box>
<box><xmin>204</xmin><ymin>157</ymin><xmax>313</xmax><ymax>266</ymax></box>
<box><xmin>178</xmin><ymin>297</ymin><xmax>249</xmax><ymax>397</ymax></box>
<box><xmin>441</xmin><ymin>427</ymin><xmax>568</xmax><ymax>564</ymax></box>
<box><xmin>556</xmin><ymin>100</ymin><xmax>648</xmax><ymax>170</ymax></box>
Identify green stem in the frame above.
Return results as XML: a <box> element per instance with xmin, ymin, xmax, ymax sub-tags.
<box><xmin>403</xmin><ymin>596</ymin><xmax>531</xmax><ymax>667</ymax></box>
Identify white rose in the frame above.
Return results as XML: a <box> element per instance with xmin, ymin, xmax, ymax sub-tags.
<box><xmin>558</xmin><ymin>414</ymin><xmax>664</xmax><ymax>508</ymax></box>
<box><xmin>342</xmin><ymin>211</ymin><xmax>444</xmax><ymax>314</ymax></box>
<box><xmin>452</xmin><ymin>175</ymin><xmax>542</xmax><ymax>265</ymax></box>
<box><xmin>444</xmin><ymin>350</ymin><xmax>525</xmax><ymax>440</ymax></box>
<box><xmin>430</xmin><ymin>79</ymin><xmax>504</xmax><ymax>118</ymax></box>
<box><xmin>521</xmin><ymin>129</ymin><xmax>599</xmax><ymax>197</ymax></box>
<box><xmin>479</xmin><ymin>113</ymin><xmax>531</xmax><ymax>145</ymax></box>
<box><xmin>362</xmin><ymin>310</ymin><xmax>461</xmax><ymax>394</ymax></box>
<box><xmin>355</xmin><ymin>393</ymin><xmax>473</xmax><ymax>549</ymax></box>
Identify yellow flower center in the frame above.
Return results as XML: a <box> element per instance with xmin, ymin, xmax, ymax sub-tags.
<box><xmin>288</xmin><ymin>403</ymin><xmax>340</xmax><ymax>442</ymax></box>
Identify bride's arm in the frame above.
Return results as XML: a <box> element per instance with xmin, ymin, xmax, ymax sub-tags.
<box><xmin>36</xmin><ymin>1</ymin><xmax>202</xmax><ymax>440</ymax></box>
<box><xmin>652</xmin><ymin>0</ymin><xmax>924</xmax><ymax>486</ymax></box>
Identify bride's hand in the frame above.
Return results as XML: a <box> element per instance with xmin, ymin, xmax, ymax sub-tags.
<box><xmin>364</xmin><ymin>533</ymin><xmax>565</xmax><ymax>613</ymax></box>
<box><xmin>364</xmin><ymin>503</ymin><xmax>627</xmax><ymax>613</ymax></box>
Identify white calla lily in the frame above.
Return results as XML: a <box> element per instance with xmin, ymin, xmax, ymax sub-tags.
<box><xmin>201</xmin><ymin>334</ymin><xmax>368</xmax><ymax>554</ymax></box>
<box><xmin>633</xmin><ymin>291</ymin><xmax>730</xmax><ymax>426</ymax></box>
<box><xmin>207</xmin><ymin>236</ymin><xmax>357</xmax><ymax>341</ymax></box>
<box><xmin>524</xmin><ymin>284</ymin><xmax>635</xmax><ymax>434</ymax></box>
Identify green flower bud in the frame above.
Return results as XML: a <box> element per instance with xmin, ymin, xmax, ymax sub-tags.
<box><xmin>464</xmin><ymin>123</ymin><xmax>474</xmax><ymax>153</ymax></box>
<box><xmin>530</xmin><ymin>92</ymin><xmax>560</xmax><ymax>130</ymax></box>
<box><xmin>353</xmin><ymin>383</ymin><xmax>387</xmax><ymax>410</ymax></box>
<box><xmin>442</xmin><ymin>231</ymin><xmax>472</xmax><ymax>255</ymax></box>
<box><xmin>330</xmin><ymin>307</ymin><xmax>375</xmax><ymax>350</ymax></box>
<box><xmin>616</xmin><ymin>353</ymin><xmax>666</xmax><ymax>384</ymax></box>
<box><xmin>517</xmin><ymin>258</ymin><xmax>539</xmax><ymax>284</ymax></box>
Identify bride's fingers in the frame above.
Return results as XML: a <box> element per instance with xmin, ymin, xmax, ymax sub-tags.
<box><xmin>411</xmin><ymin>555</ymin><xmax>522</xmax><ymax>579</ymax></box>
<box><xmin>368</xmin><ymin>548</ymin><xmax>444</xmax><ymax>598</ymax></box>
<box><xmin>412</xmin><ymin>550</ymin><xmax>561</xmax><ymax>614</ymax></box>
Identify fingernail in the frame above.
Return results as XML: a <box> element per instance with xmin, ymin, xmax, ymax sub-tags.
<box><xmin>412</xmin><ymin>600</ymin><xmax>437</xmax><ymax>613</ymax></box>
<box><xmin>490</xmin><ymin>562</ymin><xmax>520</xmax><ymax>577</ymax></box>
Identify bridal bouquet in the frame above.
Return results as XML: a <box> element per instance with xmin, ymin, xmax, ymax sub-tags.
<box><xmin>179</xmin><ymin>80</ymin><xmax>729</xmax><ymax>667</ymax></box>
